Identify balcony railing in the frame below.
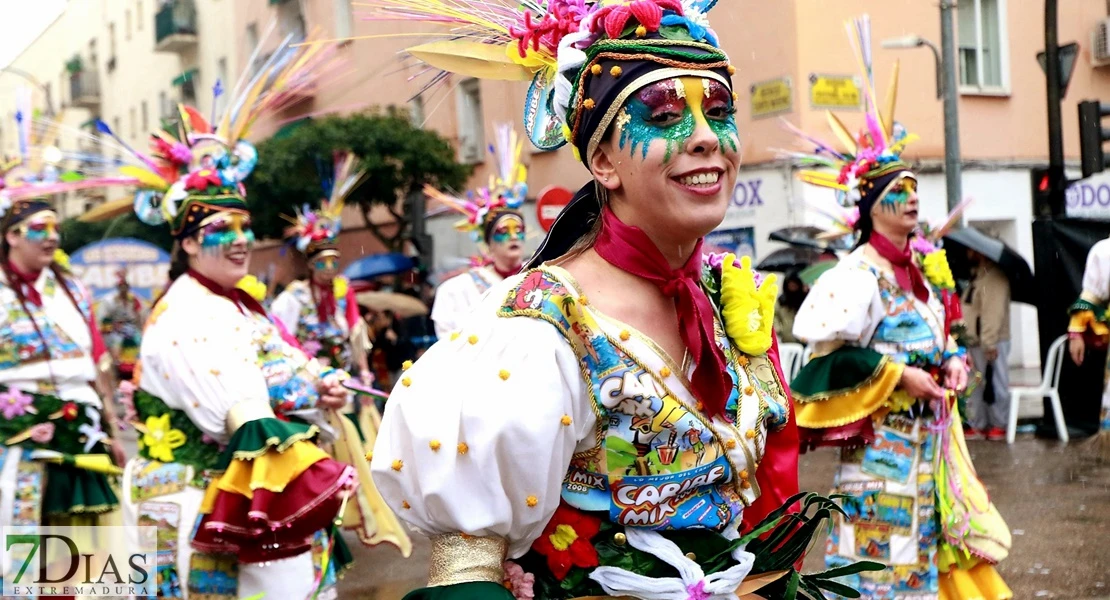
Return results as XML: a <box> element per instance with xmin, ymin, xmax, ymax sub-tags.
<box><xmin>70</xmin><ymin>69</ymin><xmax>101</xmax><ymax>109</ymax></box>
<box><xmin>155</xmin><ymin>0</ymin><xmax>198</xmax><ymax>53</ymax></box>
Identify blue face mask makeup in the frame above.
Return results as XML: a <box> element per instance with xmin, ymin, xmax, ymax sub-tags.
<box><xmin>199</xmin><ymin>213</ymin><xmax>255</xmax><ymax>249</ymax></box>
<box><xmin>313</xmin><ymin>256</ymin><xmax>339</xmax><ymax>271</ymax></box>
<box><xmin>490</xmin><ymin>216</ymin><xmax>525</xmax><ymax>244</ymax></box>
<box><xmin>615</xmin><ymin>77</ymin><xmax>739</xmax><ymax>163</ymax></box>
<box><xmin>879</xmin><ymin>177</ymin><xmax>917</xmax><ymax>212</ymax></box>
<box><xmin>17</xmin><ymin>213</ymin><xmax>59</xmax><ymax>242</ymax></box>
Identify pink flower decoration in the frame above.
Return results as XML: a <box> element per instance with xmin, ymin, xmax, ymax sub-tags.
<box><xmin>593</xmin><ymin>0</ymin><xmax>683</xmax><ymax>40</ymax></box>
<box><xmin>0</xmin><ymin>388</ymin><xmax>34</xmax><ymax>419</ymax></box>
<box><xmin>117</xmin><ymin>380</ymin><xmax>138</xmax><ymax>428</ymax></box>
<box><xmin>502</xmin><ymin>561</ymin><xmax>535</xmax><ymax>600</ymax></box>
<box><xmin>686</xmin><ymin>580</ymin><xmax>710</xmax><ymax>600</ymax></box>
<box><xmin>29</xmin><ymin>422</ymin><xmax>55</xmax><ymax>444</ymax></box>
<box><xmin>169</xmin><ymin>142</ymin><xmax>193</xmax><ymax>165</ymax></box>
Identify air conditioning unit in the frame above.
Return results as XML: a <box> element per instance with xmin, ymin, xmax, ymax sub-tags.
<box><xmin>1093</xmin><ymin>18</ymin><xmax>1110</xmax><ymax>67</ymax></box>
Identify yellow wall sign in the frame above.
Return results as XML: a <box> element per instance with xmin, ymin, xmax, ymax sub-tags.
<box><xmin>809</xmin><ymin>74</ymin><xmax>862</xmax><ymax>110</ymax></box>
<box><xmin>750</xmin><ymin>78</ymin><xmax>793</xmax><ymax>119</ymax></box>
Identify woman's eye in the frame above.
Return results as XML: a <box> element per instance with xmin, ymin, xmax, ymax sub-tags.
<box><xmin>648</xmin><ymin>111</ymin><xmax>681</xmax><ymax>125</ymax></box>
<box><xmin>706</xmin><ymin>105</ymin><xmax>735</xmax><ymax>120</ymax></box>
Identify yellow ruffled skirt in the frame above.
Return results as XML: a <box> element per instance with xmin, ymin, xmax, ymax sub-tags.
<box><xmin>939</xmin><ymin>562</ymin><xmax>1012</xmax><ymax>600</ymax></box>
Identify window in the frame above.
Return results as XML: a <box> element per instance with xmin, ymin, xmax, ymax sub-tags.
<box><xmin>126</xmin><ymin>10</ymin><xmax>132</xmax><ymax>41</ymax></box>
<box><xmin>109</xmin><ymin>23</ymin><xmax>116</xmax><ymax>59</ymax></box>
<box><xmin>246</xmin><ymin>23</ymin><xmax>259</xmax><ymax>58</ymax></box>
<box><xmin>277</xmin><ymin>0</ymin><xmax>307</xmax><ymax>40</ymax></box>
<box><xmin>335</xmin><ymin>0</ymin><xmax>353</xmax><ymax>39</ymax></box>
<box><xmin>159</xmin><ymin>91</ymin><xmax>171</xmax><ymax>120</ymax></box>
<box><xmin>136</xmin><ymin>0</ymin><xmax>143</xmax><ymax>31</ymax></box>
<box><xmin>958</xmin><ymin>0</ymin><xmax>1008</xmax><ymax>92</ymax></box>
<box><xmin>130</xmin><ymin>107</ymin><xmax>137</xmax><ymax>140</ymax></box>
<box><xmin>455</xmin><ymin>78</ymin><xmax>485</xmax><ymax>163</ymax></box>
<box><xmin>217</xmin><ymin>57</ymin><xmax>228</xmax><ymax>88</ymax></box>
<box><xmin>409</xmin><ymin>95</ymin><xmax>425</xmax><ymax>128</ymax></box>
<box><xmin>113</xmin><ymin>116</ymin><xmax>122</xmax><ymax>160</ymax></box>
<box><xmin>141</xmin><ymin>100</ymin><xmax>148</xmax><ymax>132</ymax></box>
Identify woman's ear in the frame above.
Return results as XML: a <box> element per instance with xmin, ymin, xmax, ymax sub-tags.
<box><xmin>590</xmin><ymin>141</ymin><xmax>622</xmax><ymax>192</ymax></box>
<box><xmin>180</xmin><ymin>236</ymin><xmax>200</xmax><ymax>257</ymax></box>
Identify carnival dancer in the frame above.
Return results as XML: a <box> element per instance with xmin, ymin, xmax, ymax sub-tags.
<box><xmin>99</xmin><ymin>269</ymin><xmax>145</xmax><ymax>381</ymax></box>
<box><xmin>427</xmin><ymin>124</ymin><xmax>528</xmax><ymax>339</ymax></box>
<box><xmin>93</xmin><ymin>35</ymin><xmax>404</xmax><ymax>598</ymax></box>
<box><xmin>0</xmin><ymin>194</ymin><xmax>126</xmax><ymax>535</ymax></box>
<box><xmin>271</xmin><ymin>151</ymin><xmax>373</xmax><ymax>383</ymax></box>
<box><xmin>364</xmin><ymin>2</ymin><xmax>882</xmax><ymax>598</ymax></box>
<box><xmin>788</xmin><ymin>15</ymin><xmax>1012</xmax><ymax>600</ymax></box>
<box><xmin>1067</xmin><ymin>235</ymin><xmax>1110</xmax><ymax>457</ymax></box>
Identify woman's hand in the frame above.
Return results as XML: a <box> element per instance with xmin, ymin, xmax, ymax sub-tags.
<box><xmin>359</xmin><ymin>368</ymin><xmax>375</xmax><ymax>386</ymax></box>
<box><xmin>899</xmin><ymin>366</ymin><xmax>945</xmax><ymax>402</ymax></box>
<box><xmin>943</xmin><ymin>357</ymin><xmax>969</xmax><ymax>392</ymax></box>
<box><xmin>316</xmin><ymin>379</ymin><xmax>350</xmax><ymax>410</ymax></box>
<box><xmin>1069</xmin><ymin>335</ymin><xmax>1086</xmax><ymax>366</ymax></box>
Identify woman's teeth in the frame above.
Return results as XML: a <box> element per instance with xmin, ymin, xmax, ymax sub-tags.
<box><xmin>679</xmin><ymin>172</ymin><xmax>720</xmax><ymax>187</ymax></box>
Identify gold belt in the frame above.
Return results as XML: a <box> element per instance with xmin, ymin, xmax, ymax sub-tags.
<box><xmin>426</xmin><ymin>534</ymin><xmax>507</xmax><ymax>587</ymax></box>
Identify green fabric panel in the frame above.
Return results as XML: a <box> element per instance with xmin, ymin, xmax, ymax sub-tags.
<box><xmin>43</xmin><ymin>462</ymin><xmax>119</xmax><ymax>515</ymax></box>
<box><xmin>402</xmin><ymin>582</ymin><xmax>514</xmax><ymax>600</ymax></box>
<box><xmin>343</xmin><ymin>410</ymin><xmax>366</xmax><ymax>443</ymax></box>
<box><xmin>133</xmin><ymin>389</ymin><xmax>222</xmax><ymax>472</ymax></box>
<box><xmin>214</xmin><ymin>417</ymin><xmax>318</xmax><ymax>470</ymax></box>
<box><xmin>790</xmin><ymin>345</ymin><xmax>886</xmax><ymax>401</ymax></box>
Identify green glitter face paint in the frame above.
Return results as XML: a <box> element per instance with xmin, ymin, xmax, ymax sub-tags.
<box><xmin>199</xmin><ymin>213</ymin><xmax>255</xmax><ymax>248</ymax></box>
<box><xmin>879</xmin><ymin>177</ymin><xmax>917</xmax><ymax>212</ymax></box>
<box><xmin>617</xmin><ymin>77</ymin><xmax>738</xmax><ymax>163</ymax></box>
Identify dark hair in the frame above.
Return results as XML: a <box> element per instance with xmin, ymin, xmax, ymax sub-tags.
<box><xmin>168</xmin><ymin>242</ymin><xmax>190</xmax><ymax>282</ymax></box>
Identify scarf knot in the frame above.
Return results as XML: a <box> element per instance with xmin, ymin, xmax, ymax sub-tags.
<box><xmin>869</xmin><ymin>232</ymin><xmax>930</xmax><ymax>302</ymax></box>
<box><xmin>593</xmin><ymin>207</ymin><xmax>732</xmax><ymax>419</ymax></box>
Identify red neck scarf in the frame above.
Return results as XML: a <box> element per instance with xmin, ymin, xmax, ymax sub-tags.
<box><xmin>492</xmin><ymin>263</ymin><xmax>520</xmax><ymax>280</ymax></box>
<box><xmin>593</xmin><ymin>207</ymin><xmax>731</xmax><ymax>419</ymax></box>
<box><xmin>7</xmin><ymin>261</ymin><xmax>44</xmax><ymax>307</ymax></box>
<box><xmin>869</xmin><ymin>232</ymin><xmax>929</xmax><ymax>302</ymax></box>
<box><xmin>312</xmin><ymin>279</ymin><xmax>336</xmax><ymax>323</ymax></box>
<box><xmin>189</xmin><ymin>269</ymin><xmax>267</xmax><ymax>316</ymax></box>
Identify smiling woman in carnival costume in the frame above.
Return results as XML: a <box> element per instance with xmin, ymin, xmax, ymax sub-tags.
<box><xmin>362</xmin><ymin>1</ymin><xmax>883</xmax><ymax>598</ymax></box>
<box><xmin>272</xmin><ymin>151</ymin><xmax>373</xmax><ymax>382</ymax></box>
<box><xmin>788</xmin><ymin>16</ymin><xmax>1012</xmax><ymax>600</ymax></box>
<box><xmin>427</xmin><ymin>124</ymin><xmax>529</xmax><ymax>339</ymax></box>
<box><xmin>0</xmin><ymin>159</ymin><xmax>126</xmax><ymax>541</ymax></box>
<box><xmin>90</xmin><ymin>37</ymin><xmax>400</xmax><ymax>598</ymax></box>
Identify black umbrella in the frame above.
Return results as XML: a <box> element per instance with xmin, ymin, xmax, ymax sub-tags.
<box><xmin>755</xmin><ymin>246</ymin><xmax>830</xmax><ymax>273</ymax></box>
<box><xmin>768</xmin><ymin>226</ymin><xmax>855</xmax><ymax>252</ymax></box>
<box><xmin>942</xmin><ymin>227</ymin><xmax>1036</xmax><ymax>305</ymax></box>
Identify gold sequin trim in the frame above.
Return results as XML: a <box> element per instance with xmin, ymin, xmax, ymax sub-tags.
<box><xmin>427</xmin><ymin>534</ymin><xmax>507</xmax><ymax>587</ymax></box>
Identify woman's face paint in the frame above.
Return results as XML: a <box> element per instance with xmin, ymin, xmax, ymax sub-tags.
<box><xmin>17</xmin><ymin>212</ymin><xmax>59</xmax><ymax>242</ymax></box>
<box><xmin>490</xmin><ymin>215</ymin><xmax>525</xmax><ymax>244</ymax></box>
<box><xmin>879</xmin><ymin>177</ymin><xmax>917</xmax><ymax>212</ymax></box>
<box><xmin>313</xmin><ymin>256</ymin><xmax>339</xmax><ymax>272</ymax></box>
<box><xmin>616</xmin><ymin>77</ymin><xmax>739</xmax><ymax>163</ymax></box>
<box><xmin>198</xmin><ymin>212</ymin><xmax>255</xmax><ymax>250</ymax></box>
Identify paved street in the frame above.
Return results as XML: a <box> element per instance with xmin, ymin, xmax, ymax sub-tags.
<box><xmin>338</xmin><ymin>433</ymin><xmax>1110</xmax><ymax>599</ymax></box>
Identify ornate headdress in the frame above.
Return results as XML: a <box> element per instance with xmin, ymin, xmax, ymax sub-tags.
<box><xmin>786</xmin><ymin>15</ymin><xmax>916</xmax><ymax>213</ymax></box>
<box><xmin>78</xmin><ymin>32</ymin><xmax>341</xmax><ymax>239</ymax></box>
<box><xmin>361</xmin><ymin>0</ymin><xmax>733</xmax><ymax>265</ymax></box>
<box><xmin>284</xmin><ymin>151</ymin><xmax>369</xmax><ymax>259</ymax></box>
<box><xmin>423</xmin><ymin>124</ymin><xmax>527</xmax><ymax>245</ymax></box>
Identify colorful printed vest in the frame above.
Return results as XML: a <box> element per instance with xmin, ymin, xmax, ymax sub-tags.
<box><xmin>0</xmin><ymin>273</ymin><xmax>92</xmax><ymax>369</ymax></box>
<box><xmin>498</xmin><ymin>267</ymin><xmax>788</xmax><ymax>532</ymax></box>
<box><xmin>857</xmin><ymin>262</ymin><xmax>948</xmax><ymax>368</ymax></box>
<box><xmin>286</xmin><ymin>278</ymin><xmax>353</xmax><ymax>369</ymax></box>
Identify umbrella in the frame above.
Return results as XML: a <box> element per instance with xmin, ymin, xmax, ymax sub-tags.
<box><xmin>355</xmin><ymin>290</ymin><xmax>428</xmax><ymax>318</ymax></box>
<box><xmin>343</xmin><ymin>252</ymin><xmax>414</xmax><ymax>281</ymax></box>
<box><xmin>755</xmin><ymin>246</ymin><xmax>830</xmax><ymax>273</ymax></box>
<box><xmin>799</xmin><ymin>260</ymin><xmax>838</xmax><ymax>286</ymax></box>
<box><xmin>769</xmin><ymin>226</ymin><xmax>855</xmax><ymax>252</ymax></box>
<box><xmin>942</xmin><ymin>227</ymin><xmax>1036</xmax><ymax>305</ymax></box>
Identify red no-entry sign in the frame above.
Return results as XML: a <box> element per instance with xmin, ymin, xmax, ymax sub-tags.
<box><xmin>536</xmin><ymin>185</ymin><xmax>573</xmax><ymax>232</ymax></box>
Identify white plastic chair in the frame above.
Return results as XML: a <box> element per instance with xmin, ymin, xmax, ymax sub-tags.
<box><xmin>1007</xmin><ymin>334</ymin><xmax>1069</xmax><ymax>444</ymax></box>
<box><xmin>778</xmin><ymin>342</ymin><xmax>805</xmax><ymax>384</ymax></box>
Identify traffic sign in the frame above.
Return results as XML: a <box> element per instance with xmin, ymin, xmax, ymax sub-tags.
<box><xmin>536</xmin><ymin>185</ymin><xmax>573</xmax><ymax>232</ymax></box>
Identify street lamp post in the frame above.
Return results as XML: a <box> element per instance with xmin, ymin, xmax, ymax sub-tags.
<box><xmin>881</xmin><ymin>21</ymin><xmax>963</xmax><ymax>214</ymax></box>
